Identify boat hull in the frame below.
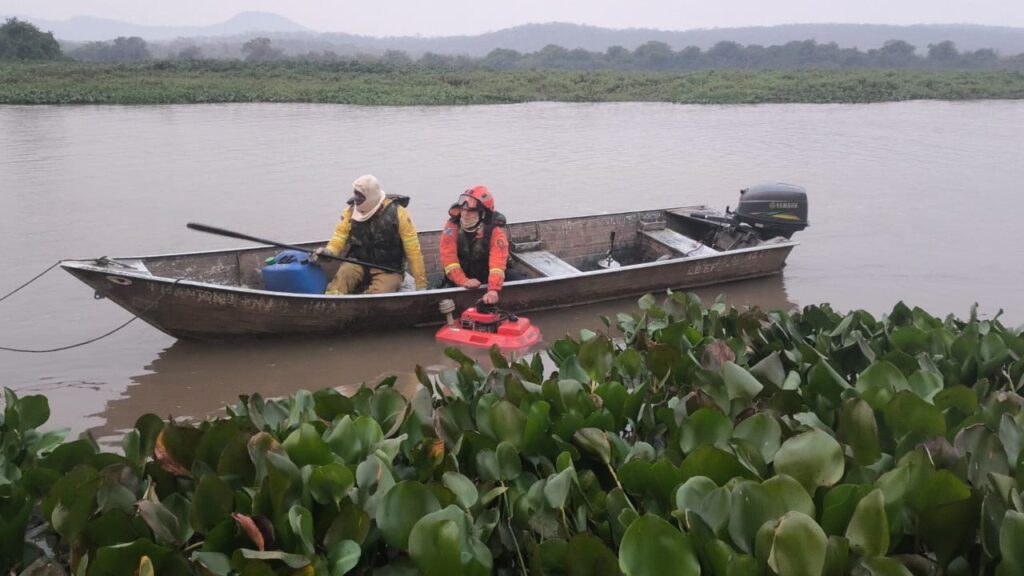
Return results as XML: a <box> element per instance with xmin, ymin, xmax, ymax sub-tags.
<box><xmin>61</xmin><ymin>242</ymin><xmax>793</xmax><ymax>340</ymax></box>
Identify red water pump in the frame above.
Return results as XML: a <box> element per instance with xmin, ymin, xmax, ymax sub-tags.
<box><xmin>434</xmin><ymin>299</ymin><xmax>542</xmax><ymax>351</ymax></box>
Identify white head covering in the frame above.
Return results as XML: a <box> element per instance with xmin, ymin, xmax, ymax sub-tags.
<box><xmin>351</xmin><ymin>174</ymin><xmax>385</xmax><ymax>222</ymax></box>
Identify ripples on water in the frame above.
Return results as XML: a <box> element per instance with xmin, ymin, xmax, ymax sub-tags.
<box><xmin>1</xmin><ymin>101</ymin><xmax>1022</xmax><ymax>435</ymax></box>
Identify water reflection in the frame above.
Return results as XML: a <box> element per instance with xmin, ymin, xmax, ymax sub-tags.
<box><xmin>93</xmin><ymin>275</ymin><xmax>794</xmax><ymax>439</ymax></box>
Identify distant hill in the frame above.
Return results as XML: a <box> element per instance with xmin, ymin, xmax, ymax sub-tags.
<box><xmin>6</xmin><ymin>11</ymin><xmax>309</xmax><ymax>42</ymax></box>
<box><xmin>6</xmin><ymin>14</ymin><xmax>1024</xmax><ymax>56</ymax></box>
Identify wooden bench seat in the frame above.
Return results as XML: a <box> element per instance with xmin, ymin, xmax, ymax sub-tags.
<box><xmin>512</xmin><ymin>250</ymin><xmax>581</xmax><ymax>277</ymax></box>
<box><xmin>641</xmin><ymin>228</ymin><xmax>720</xmax><ymax>257</ymax></box>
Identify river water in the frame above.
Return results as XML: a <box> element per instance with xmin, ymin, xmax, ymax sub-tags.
<box><xmin>1</xmin><ymin>101</ymin><xmax>1022</xmax><ymax>438</ymax></box>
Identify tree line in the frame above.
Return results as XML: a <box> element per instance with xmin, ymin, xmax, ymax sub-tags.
<box><xmin>4</xmin><ymin>18</ymin><xmax>1024</xmax><ymax>71</ymax></box>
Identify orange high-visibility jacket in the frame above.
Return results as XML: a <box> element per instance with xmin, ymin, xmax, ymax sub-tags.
<box><xmin>439</xmin><ymin>220</ymin><xmax>509</xmax><ymax>291</ymax></box>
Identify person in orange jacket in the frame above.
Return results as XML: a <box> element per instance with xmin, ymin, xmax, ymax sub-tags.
<box><xmin>439</xmin><ymin>186</ymin><xmax>510</xmax><ymax>304</ymax></box>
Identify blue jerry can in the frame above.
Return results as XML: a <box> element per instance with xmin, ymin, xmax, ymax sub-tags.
<box><xmin>261</xmin><ymin>250</ymin><xmax>328</xmax><ymax>294</ymax></box>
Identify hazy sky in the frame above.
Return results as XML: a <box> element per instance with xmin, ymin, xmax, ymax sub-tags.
<box><xmin>6</xmin><ymin>0</ymin><xmax>1024</xmax><ymax>36</ymax></box>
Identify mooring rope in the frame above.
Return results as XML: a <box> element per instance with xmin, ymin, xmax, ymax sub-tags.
<box><xmin>0</xmin><ymin>261</ymin><xmax>61</xmax><ymax>303</ymax></box>
<box><xmin>0</xmin><ymin>261</ymin><xmax>180</xmax><ymax>353</ymax></box>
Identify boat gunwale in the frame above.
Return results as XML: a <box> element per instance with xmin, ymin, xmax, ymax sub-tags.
<box><xmin>59</xmin><ymin>238</ymin><xmax>798</xmax><ymax>301</ymax></box>
<box><xmin>58</xmin><ymin>205</ymin><xmax>726</xmax><ymax>264</ymax></box>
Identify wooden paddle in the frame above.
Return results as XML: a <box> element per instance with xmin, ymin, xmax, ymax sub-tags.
<box><xmin>186</xmin><ymin>222</ymin><xmax>404</xmax><ymax>274</ymax></box>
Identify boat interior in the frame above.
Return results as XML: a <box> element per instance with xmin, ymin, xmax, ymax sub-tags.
<box><xmin>103</xmin><ymin>206</ymin><xmax>778</xmax><ymax>290</ymax></box>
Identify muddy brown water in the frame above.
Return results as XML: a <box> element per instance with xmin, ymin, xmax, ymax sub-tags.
<box><xmin>1</xmin><ymin>101</ymin><xmax>1022</xmax><ymax>438</ymax></box>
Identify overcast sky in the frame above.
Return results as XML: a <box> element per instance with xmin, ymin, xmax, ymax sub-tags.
<box><xmin>6</xmin><ymin>0</ymin><xmax>1024</xmax><ymax>37</ymax></box>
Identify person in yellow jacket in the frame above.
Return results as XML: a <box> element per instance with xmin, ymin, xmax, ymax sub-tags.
<box><xmin>313</xmin><ymin>174</ymin><xmax>427</xmax><ymax>294</ymax></box>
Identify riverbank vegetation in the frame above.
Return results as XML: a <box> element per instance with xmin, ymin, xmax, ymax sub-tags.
<box><xmin>3</xmin><ymin>294</ymin><xmax>1023</xmax><ymax>574</ymax></box>
<box><xmin>2</xmin><ymin>62</ymin><xmax>1024</xmax><ymax>105</ymax></box>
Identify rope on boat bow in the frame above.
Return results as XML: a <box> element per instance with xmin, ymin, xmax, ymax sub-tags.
<box><xmin>0</xmin><ymin>262</ymin><xmax>181</xmax><ymax>353</ymax></box>
<box><xmin>0</xmin><ymin>261</ymin><xmax>61</xmax><ymax>304</ymax></box>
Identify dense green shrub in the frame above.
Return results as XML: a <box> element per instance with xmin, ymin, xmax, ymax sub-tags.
<box><xmin>0</xmin><ymin>18</ymin><xmax>62</xmax><ymax>61</ymax></box>
<box><xmin>1</xmin><ymin>63</ymin><xmax>1023</xmax><ymax>105</ymax></box>
<box><xmin>2</xmin><ymin>293</ymin><xmax>1023</xmax><ymax>575</ymax></box>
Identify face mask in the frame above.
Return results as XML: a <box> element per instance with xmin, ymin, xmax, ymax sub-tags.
<box><xmin>460</xmin><ymin>208</ymin><xmax>481</xmax><ymax>230</ymax></box>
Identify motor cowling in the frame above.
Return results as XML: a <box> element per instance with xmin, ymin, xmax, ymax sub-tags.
<box><xmin>734</xmin><ymin>183</ymin><xmax>809</xmax><ymax>240</ymax></box>
<box><xmin>435</xmin><ymin>300</ymin><xmax>542</xmax><ymax>351</ymax></box>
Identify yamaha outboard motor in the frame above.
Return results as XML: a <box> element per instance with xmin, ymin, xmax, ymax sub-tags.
<box><xmin>732</xmin><ymin>183</ymin><xmax>809</xmax><ymax>240</ymax></box>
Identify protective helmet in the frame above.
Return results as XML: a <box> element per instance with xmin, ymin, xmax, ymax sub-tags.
<box><xmin>459</xmin><ymin>185</ymin><xmax>495</xmax><ymax>212</ymax></box>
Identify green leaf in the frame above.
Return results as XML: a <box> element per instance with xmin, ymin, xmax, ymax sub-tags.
<box><xmin>191</xmin><ymin>551</ymin><xmax>231</xmax><ymax>575</ymax></box>
<box><xmin>768</xmin><ymin>511</ymin><xmax>827</xmax><ymax>576</ymax></box>
<box><xmin>579</xmin><ymin>335</ymin><xmax>614</xmax><ymax>383</ymax></box>
<box><xmin>573</xmin><ymin>428</ymin><xmax>612</xmax><ymax>464</ymax></box>
<box><xmin>11</xmin><ymin>393</ymin><xmax>50</xmax><ymax>432</ymax></box>
<box><xmin>328</xmin><ymin>540</ymin><xmax>361</xmax><ymax>576</ymax></box>
<box><xmin>47</xmin><ymin>464</ymin><xmax>99</xmax><ymax>538</ymax></box>
<box><xmin>138</xmin><ymin>501</ymin><xmax>181</xmax><ymax>546</ymax></box>
<box><xmin>806</xmin><ymin>360</ymin><xmax>850</xmax><ymax>404</ymax></box>
<box><xmin>326</xmin><ymin>416</ymin><xmax>383</xmax><ymax>464</ymax></box>
<box><xmin>523</xmin><ymin>401</ymin><xmax>552</xmax><ymax>456</ymax></box>
<box><xmin>856</xmin><ymin>362</ymin><xmax>907</xmax><ymax>410</ymax></box>
<box><xmin>282</xmin><ymin>423</ymin><xmax>333</xmax><ymax>467</ymax></box>
<box><xmin>774</xmin><ymin>428</ymin><xmax>845</xmax><ymax>494</ymax></box>
<box><xmin>934</xmin><ymin>385</ymin><xmax>978</xmax><ymax>415</ymax></box>
<box><xmin>918</xmin><ymin>495</ymin><xmax>978</xmax><ymax>568</ymax></box>
<box><xmin>490</xmin><ymin>400</ymin><xmax>527</xmax><ymax>449</ymax></box>
<box><xmin>495</xmin><ymin>441</ymin><xmax>523</xmax><ymax>481</ymax></box>
<box><xmin>371</xmin><ymin>387</ymin><xmax>409</xmax><ymax>437</ymax></box>
<box><xmin>675</xmin><ymin>476</ymin><xmax>716</xmax><ymax>516</ymax></box>
<box><xmin>883</xmin><ymin>391</ymin><xmax>946</xmax><ymax>440</ymax></box>
<box><xmin>545</xmin><ymin>469</ymin><xmax>573</xmax><ymax>509</ymax></box>
<box><xmin>679</xmin><ymin>446</ymin><xmax>755</xmax><ymax>486</ymax></box>
<box><xmin>838</xmin><ymin>398</ymin><xmax>881</xmax><ymax>466</ymax></box>
<box><xmin>309</xmin><ymin>463</ymin><xmax>355</xmax><ymax>508</ymax></box>
<box><xmin>857</xmin><ymin>557</ymin><xmax>914</xmax><ymax>576</ymax></box>
<box><xmin>820</xmin><ymin>485</ymin><xmax>872</xmax><ymax>536</ymax></box>
<box><xmin>91</xmin><ymin>539</ymin><xmax>187</xmax><ymax>576</ymax></box>
<box><xmin>376</xmin><ymin>481</ymin><xmax>442</xmax><ymax>550</ymax></box>
<box><xmin>442</xmin><ymin>472</ymin><xmax>478</xmax><ymax>509</ymax></box>
<box><xmin>733</xmin><ymin>413</ymin><xmax>782</xmax><ymax>464</ymax></box>
<box><xmin>761</xmin><ymin>475</ymin><xmax>815</xmax><ymax>518</ymax></box>
<box><xmin>239</xmin><ymin>549</ymin><xmax>311</xmax><ymax>569</ymax></box>
<box><xmin>845</xmin><ymin>489</ymin><xmax>888</xmax><ymax>557</ymax></box>
<box><xmin>565</xmin><ymin>533</ymin><xmax>619</xmax><ymax>576</ymax></box>
<box><xmin>750</xmin><ymin>352</ymin><xmax>786</xmax><ymax>387</ymax></box>
<box><xmin>474</xmin><ymin>450</ymin><xmax>500</xmax><ymax>483</ymax></box>
<box><xmin>156</xmin><ymin>424</ymin><xmax>203</xmax><ymax>475</ymax></box>
<box><xmin>907</xmin><ymin>470</ymin><xmax>971</xmax><ymax>513</ymax></box>
<box><xmin>409</xmin><ymin>506</ymin><xmax>491</xmax><ymax>576</ymax></box>
<box><xmin>823</xmin><ymin>536</ymin><xmax>850</xmax><ymax>576</ymax></box>
<box><xmin>265</xmin><ymin>450</ymin><xmax>303</xmax><ymax>517</ymax></box>
<box><xmin>647</xmin><ymin>344</ymin><xmax>682</xmax><ymax>380</ymax></box>
<box><xmin>191</xmin><ymin>474</ymin><xmax>235</xmax><ymax>533</ymax></box>
<box><xmin>313</xmin><ymin>389</ymin><xmax>354</xmax><ymax>422</ymax></box>
<box><xmin>619</xmin><ymin>514</ymin><xmax>699</xmax><ymax>576</ymax></box>
<box><xmin>908</xmin><ymin>370</ymin><xmax>944</xmax><ymax>403</ymax></box>
<box><xmin>287</xmin><ymin>505</ymin><xmax>315</xmax><ymax>556</ymax></box>
<box><xmin>616</xmin><ymin>349</ymin><xmax>643</xmax><ymax>380</ymax></box>
<box><xmin>723</xmin><ymin>362</ymin><xmax>764</xmax><ymax>400</ymax></box>
<box><xmin>325</xmin><ymin>499</ymin><xmax>371</xmax><ymax>547</ymax></box>
<box><xmin>890</xmin><ymin>326</ymin><xmax>929</xmax><ymax>355</ymax></box>
<box><xmin>680</xmin><ymin>408</ymin><xmax>733</xmax><ymax>454</ymax></box>
<box><xmin>1002</xmin><ymin>511</ymin><xmax>1024</xmax><ymax>567</ymax></box>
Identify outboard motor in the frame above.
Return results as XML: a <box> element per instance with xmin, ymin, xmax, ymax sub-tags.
<box><xmin>732</xmin><ymin>183</ymin><xmax>809</xmax><ymax>240</ymax></box>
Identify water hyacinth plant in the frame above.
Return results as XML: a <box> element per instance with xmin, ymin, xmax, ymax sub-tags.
<box><xmin>2</xmin><ymin>292</ymin><xmax>1023</xmax><ymax>575</ymax></box>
